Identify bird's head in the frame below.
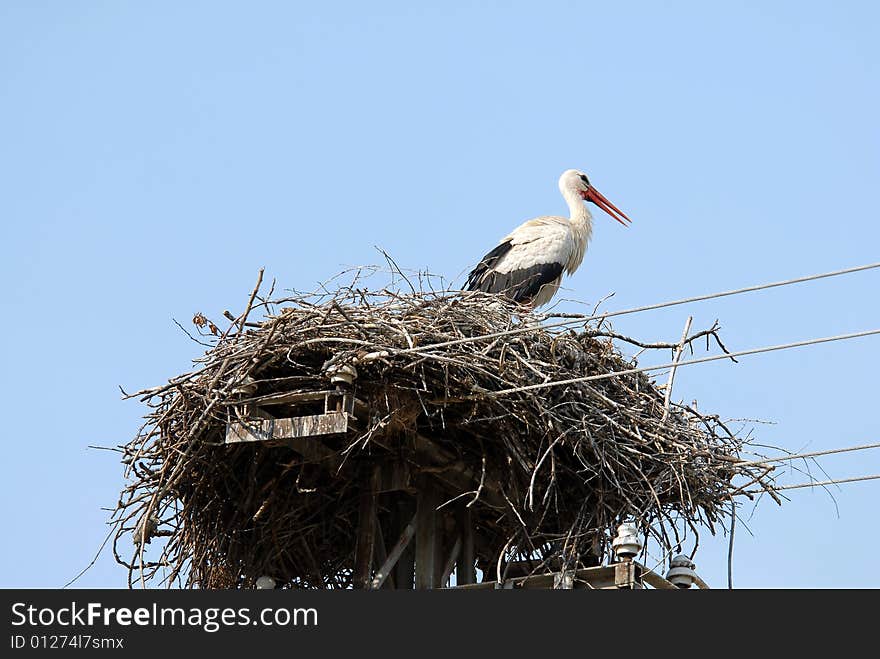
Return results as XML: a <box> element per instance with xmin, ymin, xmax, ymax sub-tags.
<box><xmin>559</xmin><ymin>169</ymin><xmax>631</xmax><ymax>226</ymax></box>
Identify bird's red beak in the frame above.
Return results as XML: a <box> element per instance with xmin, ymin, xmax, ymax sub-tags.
<box><xmin>583</xmin><ymin>187</ymin><xmax>631</xmax><ymax>226</ymax></box>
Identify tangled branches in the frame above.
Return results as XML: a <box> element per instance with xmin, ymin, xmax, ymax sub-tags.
<box><xmin>112</xmin><ymin>270</ymin><xmax>778</xmax><ymax>588</ymax></box>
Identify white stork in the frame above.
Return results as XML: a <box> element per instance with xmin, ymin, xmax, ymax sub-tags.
<box><xmin>465</xmin><ymin>169</ymin><xmax>631</xmax><ymax>308</ymax></box>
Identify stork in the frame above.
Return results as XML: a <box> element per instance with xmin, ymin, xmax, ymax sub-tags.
<box><xmin>465</xmin><ymin>169</ymin><xmax>631</xmax><ymax>308</ymax></box>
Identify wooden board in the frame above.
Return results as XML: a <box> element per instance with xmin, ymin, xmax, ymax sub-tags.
<box><xmin>394</xmin><ymin>498</ymin><xmax>416</xmax><ymax>590</ymax></box>
<box><xmin>226</xmin><ymin>412</ymin><xmax>350</xmax><ymax>443</ymax></box>
<box><xmin>449</xmin><ymin>562</ymin><xmax>668</xmax><ymax>590</ymax></box>
<box><xmin>371</xmin><ymin>515</ymin><xmax>416</xmax><ymax>589</ymax></box>
<box><xmin>353</xmin><ymin>466</ymin><xmax>380</xmax><ymax>589</ymax></box>
<box><xmin>455</xmin><ymin>504</ymin><xmax>476</xmax><ymax>585</ymax></box>
<box><xmin>234</xmin><ymin>390</ymin><xmax>338</xmax><ymax>406</ymax></box>
<box><xmin>641</xmin><ymin>569</ymin><xmax>679</xmax><ymax>590</ymax></box>
<box><xmin>415</xmin><ymin>483</ymin><xmax>439</xmax><ymax>589</ymax></box>
<box><xmin>614</xmin><ymin>561</ymin><xmax>640</xmax><ymax>589</ymax></box>
<box><xmin>233</xmin><ymin>389</ymin><xmax>368</xmax><ymax>417</ymax></box>
<box><xmin>225</xmin><ymin>414</ymin><xmax>346</xmax><ymax>470</ymax></box>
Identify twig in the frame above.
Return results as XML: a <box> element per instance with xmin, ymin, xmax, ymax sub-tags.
<box><xmin>663</xmin><ymin>316</ymin><xmax>692</xmax><ymax>421</ymax></box>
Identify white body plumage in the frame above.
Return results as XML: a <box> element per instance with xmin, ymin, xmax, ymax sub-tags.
<box><xmin>465</xmin><ymin>169</ymin><xmax>630</xmax><ymax>308</ymax></box>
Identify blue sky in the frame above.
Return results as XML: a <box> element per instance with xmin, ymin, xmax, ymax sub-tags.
<box><xmin>1</xmin><ymin>1</ymin><xmax>878</xmax><ymax>588</ymax></box>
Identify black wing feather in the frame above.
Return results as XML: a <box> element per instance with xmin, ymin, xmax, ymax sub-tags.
<box><xmin>484</xmin><ymin>262</ymin><xmax>564</xmax><ymax>303</ymax></box>
<box><xmin>465</xmin><ymin>240</ymin><xmax>513</xmax><ymax>291</ymax></box>
<box><xmin>466</xmin><ymin>241</ymin><xmax>564</xmax><ymax>304</ymax></box>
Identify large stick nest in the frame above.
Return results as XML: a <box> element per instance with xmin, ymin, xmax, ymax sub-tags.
<box><xmin>114</xmin><ymin>270</ymin><xmax>778</xmax><ymax>588</ymax></box>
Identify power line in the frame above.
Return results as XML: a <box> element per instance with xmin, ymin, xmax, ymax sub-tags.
<box><xmin>588</xmin><ymin>260</ymin><xmax>880</xmax><ymax>323</ymax></box>
<box><xmin>737</xmin><ymin>441</ymin><xmax>880</xmax><ymax>468</ymax></box>
<box><xmin>485</xmin><ymin>328</ymin><xmax>880</xmax><ymax>398</ymax></box>
<box><xmin>399</xmin><ymin>260</ymin><xmax>880</xmax><ymax>355</ymax></box>
<box><xmin>750</xmin><ymin>473</ymin><xmax>880</xmax><ymax>494</ymax></box>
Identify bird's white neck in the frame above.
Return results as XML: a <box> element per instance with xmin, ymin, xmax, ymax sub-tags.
<box><xmin>561</xmin><ymin>187</ymin><xmax>592</xmax><ymax>274</ymax></box>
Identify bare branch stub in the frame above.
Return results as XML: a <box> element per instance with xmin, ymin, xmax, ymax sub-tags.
<box><xmin>111</xmin><ymin>268</ymin><xmax>777</xmax><ymax>588</ymax></box>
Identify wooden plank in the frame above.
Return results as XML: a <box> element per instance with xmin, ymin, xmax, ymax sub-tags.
<box><xmin>439</xmin><ymin>536</ymin><xmax>462</xmax><ymax>587</ymax></box>
<box><xmin>449</xmin><ymin>564</ymin><xmax>621</xmax><ymax>590</ymax></box>
<box><xmin>370</xmin><ymin>515</ymin><xmax>416</xmax><ymax>589</ymax></box>
<box><xmin>394</xmin><ymin>498</ymin><xmax>416</xmax><ymax>590</ymax></box>
<box><xmin>614</xmin><ymin>562</ymin><xmax>640</xmax><ymax>589</ymax></box>
<box><xmin>693</xmin><ymin>574</ymin><xmax>710</xmax><ymax>589</ymax></box>
<box><xmin>434</xmin><ymin>514</ymin><xmax>446</xmax><ymax>587</ymax></box>
<box><xmin>234</xmin><ymin>389</ymin><xmax>368</xmax><ymax>417</ymax></box>
<box><xmin>373</xmin><ymin>517</ymin><xmax>393</xmax><ymax>589</ymax></box>
<box><xmin>353</xmin><ymin>466</ymin><xmax>380</xmax><ymax>589</ymax></box>
<box><xmin>519</xmin><ymin>566</ymin><xmax>615</xmax><ymax>589</ymax></box>
<box><xmin>455</xmin><ymin>504</ymin><xmax>476</xmax><ymax>585</ymax></box>
<box><xmin>450</xmin><ymin>562</ymin><xmax>678</xmax><ymax>590</ymax></box>
<box><xmin>234</xmin><ymin>390</ymin><xmax>337</xmax><ymax>406</ymax></box>
<box><xmin>414</xmin><ymin>482</ymin><xmax>439</xmax><ymax>590</ymax></box>
<box><xmin>229</xmin><ymin>412</ymin><xmax>350</xmax><ymax>442</ymax></box>
<box><xmin>450</xmin><ymin>581</ymin><xmax>500</xmax><ymax>590</ymax></box>
<box><xmin>641</xmin><ymin>569</ymin><xmax>679</xmax><ymax>590</ymax></box>
<box><xmin>285</xmin><ymin>412</ymin><xmax>347</xmax><ymax>437</ymax></box>
<box><xmin>225</xmin><ymin>415</ymin><xmax>345</xmax><ymax>470</ymax></box>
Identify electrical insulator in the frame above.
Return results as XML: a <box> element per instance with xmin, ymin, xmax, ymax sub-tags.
<box><xmin>666</xmin><ymin>555</ymin><xmax>697</xmax><ymax>589</ymax></box>
<box><xmin>611</xmin><ymin>522</ymin><xmax>642</xmax><ymax>560</ymax></box>
<box><xmin>255</xmin><ymin>576</ymin><xmax>276</xmax><ymax>590</ymax></box>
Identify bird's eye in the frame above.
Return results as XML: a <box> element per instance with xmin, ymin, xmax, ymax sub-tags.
<box><xmin>579</xmin><ymin>174</ymin><xmax>590</xmax><ymax>186</ymax></box>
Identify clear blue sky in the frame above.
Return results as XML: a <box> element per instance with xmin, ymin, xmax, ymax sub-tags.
<box><xmin>2</xmin><ymin>1</ymin><xmax>878</xmax><ymax>588</ymax></box>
